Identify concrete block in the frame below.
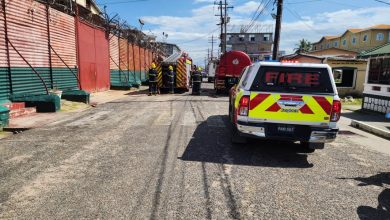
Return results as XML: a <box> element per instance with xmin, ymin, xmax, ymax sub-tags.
<box><xmin>351</xmin><ymin>120</ymin><xmax>390</xmax><ymax>140</ymax></box>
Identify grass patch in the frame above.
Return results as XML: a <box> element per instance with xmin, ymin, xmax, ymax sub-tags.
<box><xmin>60</xmin><ymin>100</ymin><xmax>89</xmax><ymax>112</ymax></box>
<box><xmin>341</xmin><ymin>98</ymin><xmax>362</xmax><ymax>106</ymax></box>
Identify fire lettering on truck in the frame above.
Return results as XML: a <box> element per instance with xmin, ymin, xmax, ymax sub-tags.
<box><xmin>265</xmin><ymin>72</ymin><xmax>320</xmax><ymax>86</ymax></box>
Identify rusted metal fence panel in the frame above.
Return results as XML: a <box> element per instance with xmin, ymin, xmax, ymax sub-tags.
<box><xmin>94</xmin><ymin>28</ymin><xmax>110</xmax><ymax>91</ymax></box>
<box><xmin>7</xmin><ymin>0</ymin><xmax>49</xmax><ymax>67</ymax></box>
<box><xmin>49</xmin><ymin>7</ymin><xmax>78</xmax><ymax>90</ymax></box>
<box><xmin>5</xmin><ymin>0</ymin><xmax>50</xmax><ymax>95</ymax></box>
<box><xmin>77</xmin><ymin>21</ymin><xmax>97</xmax><ymax>92</ymax></box>
<box><xmin>133</xmin><ymin>44</ymin><xmax>141</xmax><ymax>85</ymax></box>
<box><xmin>140</xmin><ymin>46</ymin><xmax>146</xmax><ymax>83</ymax></box>
<box><xmin>109</xmin><ymin>34</ymin><xmax>119</xmax><ymax>70</ymax></box>
<box><xmin>119</xmin><ymin>38</ymin><xmax>128</xmax><ymax>71</ymax></box>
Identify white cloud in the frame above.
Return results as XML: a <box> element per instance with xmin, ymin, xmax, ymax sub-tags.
<box><xmin>234</xmin><ymin>1</ymin><xmax>263</xmax><ymax>14</ymax></box>
<box><xmin>142</xmin><ymin>5</ymin><xmax>390</xmax><ymax>65</ymax></box>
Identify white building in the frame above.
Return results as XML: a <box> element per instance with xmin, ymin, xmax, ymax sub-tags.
<box><xmin>360</xmin><ymin>43</ymin><xmax>390</xmax><ymax>113</ymax></box>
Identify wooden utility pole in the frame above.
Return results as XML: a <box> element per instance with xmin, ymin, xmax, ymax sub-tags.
<box><xmin>208</xmin><ymin>35</ymin><xmax>216</xmax><ymax>58</ymax></box>
<box><xmin>272</xmin><ymin>0</ymin><xmax>283</xmax><ymax>60</ymax></box>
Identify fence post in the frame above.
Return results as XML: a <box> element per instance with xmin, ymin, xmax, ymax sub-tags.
<box><xmin>46</xmin><ymin>0</ymin><xmax>53</xmax><ymax>89</ymax></box>
<box><xmin>1</xmin><ymin>0</ymin><xmax>13</xmax><ymax>94</ymax></box>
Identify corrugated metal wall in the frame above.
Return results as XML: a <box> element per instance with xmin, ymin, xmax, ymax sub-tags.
<box><xmin>110</xmin><ymin>34</ymin><xmax>121</xmax><ymax>87</ymax></box>
<box><xmin>128</xmin><ymin>43</ymin><xmax>136</xmax><ymax>85</ymax></box>
<box><xmin>0</xmin><ymin>5</ymin><xmax>10</xmax><ymax>101</ymax></box>
<box><xmin>133</xmin><ymin>44</ymin><xmax>141</xmax><ymax>85</ymax></box>
<box><xmin>94</xmin><ymin>28</ymin><xmax>110</xmax><ymax>91</ymax></box>
<box><xmin>49</xmin><ymin>7</ymin><xmax>78</xmax><ymax>90</ymax></box>
<box><xmin>140</xmin><ymin>47</ymin><xmax>146</xmax><ymax>83</ymax></box>
<box><xmin>6</xmin><ymin>0</ymin><xmax>51</xmax><ymax>95</ymax></box>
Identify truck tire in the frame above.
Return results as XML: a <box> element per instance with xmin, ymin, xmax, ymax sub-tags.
<box><xmin>231</xmin><ymin>126</ymin><xmax>247</xmax><ymax>144</ymax></box>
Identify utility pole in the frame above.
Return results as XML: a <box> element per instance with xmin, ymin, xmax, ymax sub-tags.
<box><xmin>208</xmin><ymin>35</ymin><xmax>216</xmax><ymax>58</ymax></box>
<box><xmin>218</xmin><ymin>1</ymin><xmax>224</xmax><ymax>53</ymax></box>
<box><xmin>207</xmin><ymin>48</ymin><xmax>210</xmax><ymax>61</ymax></box>
<box><xmin>272</xmin><ymin>0</ymin><xmax>283</xmax><ymax>60</ymax></box>
<box><xmin>215</xmin><ymin>1</ymin><xmax>233</xmax><ymax>55</ymax></box>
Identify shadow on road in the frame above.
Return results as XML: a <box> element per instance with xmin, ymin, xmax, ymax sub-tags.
<box><xmin>340</xmin><ymin>172</ymin><xmax>390</xmax><ymax>219</ymax></box>
<box><xmin>180</xmin><ymin>115</ymin><xmax>314</xmax><ymax>168</ymax></box>
<box><xmin>342</xmin><ymin>111</ymin><xmax>388</xmax><ymax>123</ymax></box>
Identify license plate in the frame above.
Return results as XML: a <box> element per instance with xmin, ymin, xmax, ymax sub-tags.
<box><xmin>277</xmin><ymin>125</ymin><xmax>295</xmax><ymax>134</ymax></box>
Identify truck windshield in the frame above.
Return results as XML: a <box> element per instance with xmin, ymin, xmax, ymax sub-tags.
<box><xmin>250</xmin><ymin>66</ymin><xmax>334</xmax><ymax>94</ymax></box>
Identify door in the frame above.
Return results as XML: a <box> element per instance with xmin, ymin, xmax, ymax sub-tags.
<box><xmin>77</xmin><ymin>21</ymin><xmax>110</xmax><ymax>92</ymax></box>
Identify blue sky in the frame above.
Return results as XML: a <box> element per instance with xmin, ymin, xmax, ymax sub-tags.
<box><xmin>96</xmin><ymin>0</ymin><xmax>390</xmax><ymax>65</ymax></box>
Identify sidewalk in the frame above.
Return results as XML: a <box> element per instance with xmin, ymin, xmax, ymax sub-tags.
<box><xmin>5</xmin><ymin>87</ymin><xmax>148</xmax><ymax>131</ymax></box>
<box><xmin>342</xmin><ymin>109</ymin><xmax>390</xmax><ymax>140</ymax></box>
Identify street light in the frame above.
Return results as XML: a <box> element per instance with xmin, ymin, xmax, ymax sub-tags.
<box><xmin>138</xmin><ymin>18</ymin><xmax>145</xmax><ymax>31</ymax></box>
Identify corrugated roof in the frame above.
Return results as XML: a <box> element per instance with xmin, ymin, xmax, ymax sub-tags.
<box><xmin>360</xmin><ymin>43</ymin><xmax>390</xmax><ymax>57</ymax></box>
<box><xmin>324</xmin><ymin>36</ymin><xmax>340</xmax><ymax>40</ymax></box>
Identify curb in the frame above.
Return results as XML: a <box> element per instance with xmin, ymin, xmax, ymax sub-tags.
<box><xmin>350</xmin><ymin>120</ymin><xmax>390</xmax><ymax>140</ymax></box>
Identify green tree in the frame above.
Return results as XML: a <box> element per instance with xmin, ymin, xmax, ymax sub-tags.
<box><xmin>294</xmin><ymin>39</ymin><xmax>312</xmax><ymax>53</ymax></box>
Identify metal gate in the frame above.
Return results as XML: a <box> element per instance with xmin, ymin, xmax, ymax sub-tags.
<box><xmin>77</xmin><ymin>21</ymin><xmax>110</xmax><ymax>92</ymax></box>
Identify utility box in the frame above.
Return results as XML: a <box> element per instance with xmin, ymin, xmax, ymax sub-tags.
<box><xmin>0</xmin><ymin>106</ymin><xmax>10</xmax><ymax>129</ymax></box>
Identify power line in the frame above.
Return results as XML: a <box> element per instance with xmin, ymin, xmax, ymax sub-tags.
<box><xmin>175</xmin><ymin>27</ymin><xmax>220</xmax><ymax>45</ymax></box>
<box><xmin>373</xmin><ymin>0</ymin><xmax>390</xmax><ymax>5</ymax></box>
<box><xmin>97</xmin><ymin>0</ymin><xmax>148</xmax><ymax>5</ymax></box>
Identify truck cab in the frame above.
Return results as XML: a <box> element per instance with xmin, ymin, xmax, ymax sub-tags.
<box><xmin>229</xmin><ymin>61</ymin><xmax>341</xmax><ymax>152</ymax></box>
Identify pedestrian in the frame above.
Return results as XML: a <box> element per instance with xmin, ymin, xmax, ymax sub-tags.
<box><xmin>192</xmin><ymin>66</ymin><xmax>202</xmax><ymax>95</ymax></box>
<box><xmin>167</xmin><ymin>65</ymin><xmax>175</xmax><ymax>94</ymax></box>
<box><xmin>148</xmin><ymin>62</ymin><xmax>158</xmax><ymax>96</ymax></box>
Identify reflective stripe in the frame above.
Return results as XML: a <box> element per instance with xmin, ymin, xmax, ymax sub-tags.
<box><xmin>249</xmin><ymin>92</ymin><xmax>333</xmax><ymax>123</ymax></box>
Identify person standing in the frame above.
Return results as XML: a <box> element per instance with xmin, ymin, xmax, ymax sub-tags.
<box><xmin>167</xmin><ymin>65</ymin><xmax>175</xmax><ymax>94</ymax></box>
<box><xmin>148</xmin><ymin>62</ymin><xmax>158</xmax><ymax>96</ymax></box>
<box><xmin>192</xmin><ymin>66</ymin><xmax>202</xmax><ymax>95</ymax></box>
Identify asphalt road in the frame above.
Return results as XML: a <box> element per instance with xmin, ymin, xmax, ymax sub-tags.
<box><xmin>0</xmin><ymin>83</ymin><xmax>389</xmax><ymax>219</ymax></box>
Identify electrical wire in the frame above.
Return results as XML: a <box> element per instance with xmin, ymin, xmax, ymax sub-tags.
<box><xmin>96</xmin><ymin>0</ymin><xmax>148</xmax><ymax>6</ymax></box>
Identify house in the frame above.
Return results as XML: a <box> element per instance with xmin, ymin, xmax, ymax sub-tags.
<box><xmin>224</xmin><ymin>32</ymin><xmax>274</xmax><ymax>61</ymax></box>
<box><xmin>311</xmin><ymin>24</ymin><xmax>390</xmax><ymax>54</ymax></box>
<box><xmin>73</xmin><ymin>0</ymin><xmax>102</xmax><ymax>15</ymax></box>
<box><xmin>359</xmin><ymin>43</ymin><xmax>390</xmax><ymax>114</ymax></box>
<box><xmin>280</xmin><ymin>53</ymin><xmax>367</xmax><ymax>97</ymax></box>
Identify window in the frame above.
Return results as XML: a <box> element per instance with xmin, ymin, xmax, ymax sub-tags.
<box><xmin>352</xmin><ymin>37</ymin><xmax>357</xmax><ymax>44</ymax></box>
<box><xmin>314</xmin><ymin>45</ymin><xmax>317</xmax><ymax>50</ymax></box>
<box><xmin>376</xmin><ymin>33</ymin><xmax>384</xmax><ymax>41</ymax></box>
<box><xmin>320</xmin><ymin>45</ymin><xmax>323</xmax><ymax>50</ymax></box>
<box><xmin>372</xmin><ymin>86</ymin><xmax>381</xmax><ymax>91</ymax></box>
<box><xmin>249</xmin><ymin>34</ymin><xmax>256</xmax><ymax>42</ymax></box>
<box><xmin>363</xmin><ymin>34</ymin><xmax>368</xmax><ymax>42</ymax></box>
<box><xmin>326</xmin><ymin>43</ymin><xmax>330</xmax><ymax>48</ymax></box>
<box><xmin>368</xmin><ymin>57</ymin><xmax>390</xmax><ymax>85</ymax></box>
<box><xmin>239</xmin><ymin>35</ymin><xmax>245</xmax><ymax>42</ymax></box>
<box><xmin>263</xmin><ymin>34</ymin><xmax>270</xmax><ymax>41</ymax></box>
<box><xmin>227</xmin><ymin>35</ymin><xmax>232</xmax><ymax>41</ymax></box>
<box><xmin>388</xmin><ymin>31</ymin><xmax>390</xmax><ymax>42</ymax></box>
<box><xmin>334</xmin><ymin>41</ymin><xmax>338</xmax><ymax>47</ymax></box>
<box><xmin>250</xmin><ymin>66</ymin><xmax>334</xmax><ymax>94</ymax></box>
<box><xmin>342</xmin><ymin>39</ymin><xmax>347</xmax><ymax>46</ymax></box>
<box><xmin>332</xmin><ymin>68</ymin><xmax>356</xmax><ymax>88</ymax></box>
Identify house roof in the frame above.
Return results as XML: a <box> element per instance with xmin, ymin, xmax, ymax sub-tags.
<box><xmin>314</xmin><ymin>24</ymin><xmax>390</xmax><ymax>43</ymax></box>
<box><xmin>359</xmin><ymin>43</ymin><xmax>390</xmax><ymax>57</ymax></box>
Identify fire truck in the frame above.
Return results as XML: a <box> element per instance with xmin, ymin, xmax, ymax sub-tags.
<box><xmin>156</xmin><ymin>52</ymin><xmax>192</xmax><ymax>93</ymax></box>
<box><xmin>214</xmin><ymin>51</ymin><xmax>252</xmax><ymax>93</ymax></box>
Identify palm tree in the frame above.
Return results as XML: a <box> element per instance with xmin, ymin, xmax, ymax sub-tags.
<box><xmin>294</xmin><ymin>39</ymin><xmax>312</xmax><ymax>53</ymax></box>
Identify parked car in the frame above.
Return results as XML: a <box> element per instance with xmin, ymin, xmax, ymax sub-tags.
<box><xmin>229</xmin><ymin>61</ymin><xmax>341</xmax><ymax>152</ymax></box>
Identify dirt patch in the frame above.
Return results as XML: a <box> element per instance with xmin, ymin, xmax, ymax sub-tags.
<box><xmin>60</xmin><ymin>100</ymin><xmax>90</xmax><ymax>113</ymax></box>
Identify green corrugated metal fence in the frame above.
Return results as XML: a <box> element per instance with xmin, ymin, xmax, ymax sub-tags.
<box><xmin>0</xmin><ymin>68</ymin><xmax>10</xmax><ymax>101</ymax></box>
<box><xmin>52</xmin><ymin>68</ymin><xmax>78</xmax><ymax>91</ymax></box>
<box><xmin>0</xmin><ymin>67</ymin><xmax>79</xmax><ymax>100</ymax></box>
